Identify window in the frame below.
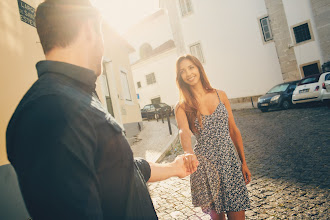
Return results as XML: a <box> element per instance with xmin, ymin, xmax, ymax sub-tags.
<box><xmin>179</xmin><ymin>0</ymin><xmax>193</xmax><ymax>16</ymax></box>
<box><xmin>190</xmin><ymin>42</ymin><xmax>205</xmax><ymax>63</ymax></box>
<box><xmin>146</xmin><ymin>73</ymin><xmax>156</xmax><ymax>85</ymax></box>
<box><xmin>267</xmin><ymin>84</ymin><xmax>289</xmax><ymax>94</ymax></box>
<box><xmin>142</xmin><ymin>105</ymin><xmax>150</xmax><ymax>111</ymax></box>
<box><xmin>120</xmin><ymin>71</ymin><xmax>132</xmax><ymax>101</ymax></box>
<box><xmin>325</xmin><ymin>74</ymin><xmax>330</xmax><ymax>81</ymax></box>
<box><xmin>287</xmin><ymin>84</ymin><xmax>297</xmax><ymax>93</ymax></box>
<box><xmin>260</xmin><ymin>16</ymin><xmax>273</xmax><ymax>42</ymax></box>
<box><xmin>137</xmin><ymin>81</ymin><xmax>141</xmax><ymax>88</ymax></box>
<box><xmin>302</xmin><ymin>62</ymin><xmax>320</xmax><ymax>77</ymax></box>
<box><xmin>299</xmin><ymin>74</ymin><xmax>321</xmax><ymax>85</ymax></box>
<box><xmin>293</xmin><ymin>23</ymin><xmax>311</xmax><ymax>44</ymax></box>
<box><xmin>140</xmin><ymin>43</ymin><xmax>152</xmax><ymax>59</ymax></box>
<box><xmin>291</xmin><ymin>21</ymin><xmax>314</xmax><ymax>45</ymax></box>
<box><xmin>151</xmin><ymin>97</ymin><xmax>161</xmax><ymax>104</ymax></box>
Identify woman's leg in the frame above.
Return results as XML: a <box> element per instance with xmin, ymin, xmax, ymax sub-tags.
<box><xmin>210</xmin><ymin>210</ymin><xmax>226</xmax><ymax>220</ymax></box>
<box><xmin>226</xmin><ymin>210</ymin><xmax>245</xmax><ymax>220</ymax></box>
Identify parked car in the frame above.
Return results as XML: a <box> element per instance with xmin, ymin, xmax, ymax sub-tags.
<box><xmin>292</xmin><ymin>73</ymin><xmax>325</xmax><ymax>105</ymax></box>
<box><xmin>140</xmin><ymin>103</ymin><xmax>173</xmax><ymax>119</ymax></box>
<box><xmin>257</xmin><ymin>80</ymin><xmax>300</xmax><ymax>112</ymax></box>
<box><xmin>320</xmin><ymin>72</ymin><xmax>330</xmax><ymax>107</ymax></box>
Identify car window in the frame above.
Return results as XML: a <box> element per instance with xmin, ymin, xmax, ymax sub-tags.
<box><xmin>150</xmin><ymin>106</ymin><xmax>156</xmax><ymax>110</ymax></box>
<box><xmin>299</xmin><ymin>75</ymin><xmax>320</xmax><ymax>85</ymax></box>
<box><xmin>267</xmin><ymin>84</ymin><xmax>289</xmax><ymax>94</ymax></box>
<box><xmin>287</xmin><ymin>84</ymin><xmax>296</xmax><ymax>92</ymax></box>
<box><xmin>143</xmin><ymin>105</ymin><xmax>150</xmax><ymax>110</ymax></box>
<box><xmin>158</xmin><ymin>103</ymin><xmax>166</xmax><ymax>107</ymax></box>
<box><xmin>325</xmin><ymin>74</ymin><xmax>330</xmax><ymax>81</ymax></box>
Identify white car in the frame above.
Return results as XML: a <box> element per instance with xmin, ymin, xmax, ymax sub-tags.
<box><xmin>292</xmin><ymin>73</ymin><xmax>324</xmax><ymax>104</ymax></box>
<box><xmin>320</xmin><ymin>72</ymin><xmax>330</xmax><ymax>105</ymax></box>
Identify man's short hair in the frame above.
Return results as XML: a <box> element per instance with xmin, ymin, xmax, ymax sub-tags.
<box><xmin>35</xmin><ymin>0</ymin><xmax>100</xmax><ymax>54</ymax></box>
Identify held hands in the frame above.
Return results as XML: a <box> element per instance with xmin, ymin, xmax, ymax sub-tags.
<box><xmin>173</xmin><ymin>154</ymin><xmax>199</xmax><ymax>178</ymax></box>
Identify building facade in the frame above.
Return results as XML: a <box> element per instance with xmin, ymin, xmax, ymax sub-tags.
<box><xmin>124</xmin><ymin>10</ymin><xmax>180</xmax><ymax>108</ymax></box>
<box><xmin>125</xmin><ymin>0</ymin><xmax>329</xmax><ymax>108</ymax></box>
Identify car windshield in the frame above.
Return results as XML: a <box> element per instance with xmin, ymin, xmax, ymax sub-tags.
<box><xmin>158</xmin><ymin>103</ymin><xmax>167</xmax><ymax>107</ymax></box>
<box><xmin>267</xmin><ymin>84</ymin><xmax>289</xmax><ymax>94</ymax></box>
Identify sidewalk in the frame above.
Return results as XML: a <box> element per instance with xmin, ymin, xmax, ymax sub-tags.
<box><xmin>130</xmin><ymin>118</ymin><xmax>179</xmax><ymax>163</ymax></box>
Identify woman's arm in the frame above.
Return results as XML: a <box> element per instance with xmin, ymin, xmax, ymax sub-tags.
<box><xmin>148</xmin><ymin>155</ymin><xmax>197</xmax><ymax>182</ymax></box>
<box><xmin>220</xmin><ymin>90</ymin><xmax>251</xmax><ymax>184</ymax></box>
<box><xmin>175</xmin><ymin>104</ymin><xmax>194</xmax><ymax>154</ymax></box>
<box><xmin>175</xmin><ymin>104</ymin><xmax>198</xmax><ymax>172</ymax></box>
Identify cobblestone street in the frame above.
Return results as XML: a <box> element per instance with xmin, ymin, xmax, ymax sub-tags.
<box><xmin>148</xmin><ymin>106</ymin><xmax>330</xmax><ymax>219</ymax></box>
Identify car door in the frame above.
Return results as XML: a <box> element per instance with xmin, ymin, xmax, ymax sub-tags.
<box><xmin>286</xmin><ymin>84</ymin><xmax>297</xmax><ymax>102</ymax></box>
<box><xmin>141</xmin><ymin>105</ymin><xmax>150</xmax><ymax>118</ymax></box>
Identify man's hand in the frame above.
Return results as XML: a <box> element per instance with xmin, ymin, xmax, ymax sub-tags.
<box><xmin>183</xmin><ymin>153</ymin><xmax>198</xmax><ymax>173</ymax></box>
<box><xmin>173</xmin><ymin>154</ymin><xmax>199</xmax><ymax>178</ymax></box>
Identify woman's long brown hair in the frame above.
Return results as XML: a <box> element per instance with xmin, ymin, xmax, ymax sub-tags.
<box><xmin>176</xmin><ymin>54</ymin><xmax>214</xmax><ymax>133</ymax></box>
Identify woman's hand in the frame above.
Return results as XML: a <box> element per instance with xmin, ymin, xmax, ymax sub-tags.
<box><xmin>183</xmin><ymin>153</ymin><xmax>198</xmax><ymax>173</ymax></box>
<box><xmin>173</xmin><ymin>154</ymin><xmax>199</xmax><ymax>178</ymax></box>
<box><xmin>241</xmin><ymin>163</ymin><xmax>251</xmax><ymax>185</ymax></box>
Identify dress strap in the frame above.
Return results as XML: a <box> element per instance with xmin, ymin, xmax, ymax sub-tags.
<box><xmin>215</xmin><ymin>90</ymin><xmax>221</xmax><ymax>103</ymax></box>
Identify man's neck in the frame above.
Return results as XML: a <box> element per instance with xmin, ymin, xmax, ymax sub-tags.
<box><xmin>45</xmin><ymin>47</ymin><xmax>92</xmax><ymax>72</ymax></box>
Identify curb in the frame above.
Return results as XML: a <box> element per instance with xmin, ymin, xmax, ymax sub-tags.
<box><xmin>155</xmin><ymin>123</ymin><xmax>179</xmax><ymax>163</ymax></box>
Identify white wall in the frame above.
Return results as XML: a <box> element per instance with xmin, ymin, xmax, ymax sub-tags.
<box><xmin>132</xmin><ymin>49</ymin><xmax>179</xmax><ymax>108</ymax></box>
<box><xmin>170</xmin><ymin>0</ymin><xmax>284</xmax><ymax>98</ymax></box>
<box><xmin>282</xmin><ymin>0</ymin><xmax>323</xmax><ymax>65</ymax></box>
<box><xmin>124</xmin><ymin>9</ymin><xmax>174</xmax><ymax>64</ymax></box>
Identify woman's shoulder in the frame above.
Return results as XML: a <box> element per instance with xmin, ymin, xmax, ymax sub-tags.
<box><xmin>214</xmin><ymin>89</ymin><xmax>226</xmax><ymax>97</ymax></box>
<box><xmin>214</xmin><ymin>89</ymin><xmax>229</xmax><ymax>102</ymax></box>
<box><xmin>175</xmin><ymin>101</ymin><xmax>185</xmax><ymax>113</ymax></box>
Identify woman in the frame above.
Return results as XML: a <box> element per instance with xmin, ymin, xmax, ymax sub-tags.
<box><xmin>175</xmin><ymin>55</ymin><xmax>251</xmax><ymax>220</ymax></box>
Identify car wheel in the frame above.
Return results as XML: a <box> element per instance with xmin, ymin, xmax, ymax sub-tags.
<box><xmin>260</xmin><ymin>108</ymin><xmax>268</xmax><ymax>112</ymax></box>
<box><xmin>282</xmin><ymin>100</ymin><xmax>290</xmax><ymax>110</ymax></box>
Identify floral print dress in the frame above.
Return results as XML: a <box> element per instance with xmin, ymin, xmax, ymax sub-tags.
<box><xmin>190</xmin><ymin>91</ymin><xmax>250</xmax><ymax>213</ymax></box>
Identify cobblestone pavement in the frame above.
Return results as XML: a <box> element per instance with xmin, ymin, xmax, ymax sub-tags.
<box><xmin>148</xmin><ymin>106</ymin><xmax>330</xmax><ymax>219</ymax></box>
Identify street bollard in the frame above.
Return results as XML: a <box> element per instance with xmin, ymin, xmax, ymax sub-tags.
<box><xmin>161</xmin><ymin>112</ymin><xmax>164</xmax><ymax>123</ymax></box>
<box><xmin>167</xmin><ymin>112</ymin><xmax>172</xmax><ymax>135</ymax></box>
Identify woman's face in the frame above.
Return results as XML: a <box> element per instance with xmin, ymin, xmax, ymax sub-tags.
<box><xmin>179</xmin><ymin>59</ymin><xmax>201</xmax><ymax>86</ymax></box>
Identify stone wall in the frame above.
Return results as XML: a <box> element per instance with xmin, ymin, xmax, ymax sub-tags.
<box><xmin>311</xmin><ymin>0</ymin><xmax>330</xmax><ymax>63</ymax></box>
<box><xmin>264</xmin><ymin>0</ymin><xmax>300</xmax><ymax>81</ymax></box>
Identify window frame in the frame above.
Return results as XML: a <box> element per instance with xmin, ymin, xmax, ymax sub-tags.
<box><xmin>178</xmin><ymin>0</ymin><xmax>193</xmax><ymax>17</ymax></box>
<box><xmin>299</xmin><ymin>60</ymin><xmax>321</xmax><ymax>78</ymax></box>
<box><xmin>189</xmin><ymin>41</ymin><xmax>205</xmax><ymax>63</ymax></box>
<box><xmin>120</xmin><ymin>70</ymin><xmax>132</xmax><ymax>101</ymax></box>
<box><xmin>146</xmin><ymin>72</ymin><xmax>157</xmax><ymax>86</ymax></box>
<box><xmin>291</xmin><ymin>20</ymin><xmax>315</xmax><ymax>46</ymax></box>
<box><xmin>137</xmin><ymin>81</ymin><xmax>141</xmax><ymax>89</ymax></box>
<box><xmin>258</xmin><ymin>15</ymin><xmax>273</xmax><ymax>43</ymax></box>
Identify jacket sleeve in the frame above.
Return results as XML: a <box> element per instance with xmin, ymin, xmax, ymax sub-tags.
<box><xmin>133</xmin><ymin>158</ymin><xmax>151</xmax><ymax>182</ymax></box>
<box><xmin>7</xmin><ymin>95</ymin><xmax>103</xmax><ymax>220</ymax></box>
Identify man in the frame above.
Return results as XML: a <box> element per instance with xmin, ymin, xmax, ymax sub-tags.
<box><xmin>6</xmin><ymin>0</ymin><xmax>198</xmax><ymax>219</ymax></box>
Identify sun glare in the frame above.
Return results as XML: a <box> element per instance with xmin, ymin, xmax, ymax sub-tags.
<box><xmin>92</xmin><ymin>0</ymin><xmax>159</xmax><ymax>34</ymax></box>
